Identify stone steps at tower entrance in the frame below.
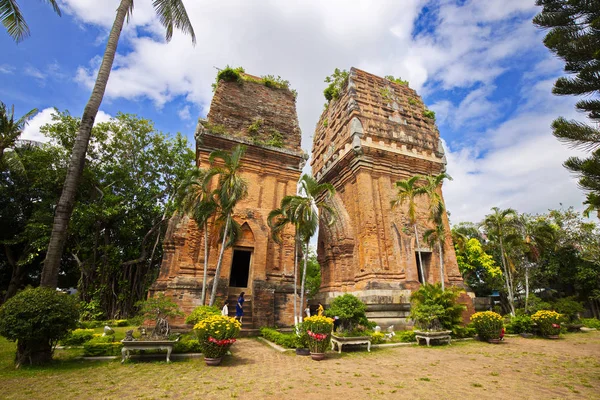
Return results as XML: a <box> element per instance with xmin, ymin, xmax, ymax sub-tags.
<box><xmin>226</xmin><ymin>295</ymin><xmax>254</xmax><ymax>330</ymax></box>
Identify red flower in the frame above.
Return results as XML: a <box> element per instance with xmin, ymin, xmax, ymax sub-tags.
<box><xmin>208</xmin><ymin>336</ymin><xmax>236</xmax><ymax>346</ymax></box>
<box><xmin>552</xmin><ymin>324</ymin><xmax>560</xmax><ymax>329</ymax></box>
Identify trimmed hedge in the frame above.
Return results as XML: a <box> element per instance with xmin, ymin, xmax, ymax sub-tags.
<box><xmin>61</xmin><ymin>329</ymin><xmax>95</xmax><ymax>346</ymax></box>
<box><xmin>83</xmin><ymin>342</ymin><xmax>123</xmax><ymax>357</ymax></box>
<box><xmin>260</xmin><ymin>327</ymin><xmax>299</xmax><ymax>349</ymax></box>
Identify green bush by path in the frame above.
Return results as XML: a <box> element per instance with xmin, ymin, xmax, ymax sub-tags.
<box><xmin>505</xmin><ymin>314</ymin><xmax>534</xmax><ymax>334</ymax></box>
<box><xmin>61</xmin><ymin>329</ymin><xmax>95</xmax><ymax>346</ymax></box>
<box><xmin>260</xmin><ymin>327</ymin><xmax>298</xmax><ymax>349</ymax></box>
<box><xmin>580</xmin><ymin>318</ymin><xmax>600</xmax><ymax>329</ymax></box>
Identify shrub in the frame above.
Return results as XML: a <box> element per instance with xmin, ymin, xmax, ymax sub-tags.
<box><xmin>261</xmin><ymin>75</ymin><xmax>290</xmax><ymax>90</ymax></box>
<box><xmin>323</xmin><ymin>68</ymin><xmax>349</xmax><ymax>102</ymax></box>
<box><xmin>531</xmin><ymin>310</ymin><xmax>562</xmax><ymax>337</ymax></box>
<box><xmin>137</xmin><ymin>293</ymin><xmax>183</xmax><ymax>322</ymax></box>
<box><xmin>61</xmin><ymin>329</ymin><xmax>95</xmax><ymax>346</ymax></box>
<box><xmin>410</xmin><ymin>283</ymin><xmax>466</xmax><ymax>331</ymax></box>
<box><xmin>212</xmin><ymin>66</ymin><xmax>245</xmax><ymax>91</ymax></box>
<box><xmin>423</xmin><ymin>109</ymin><xmax>436</xmax><ymax>120</ymax></box>
<box><xmin>260</xmin><ymin>327</ymin><xmax>298</xmax><ymax>349</ymax></box>
<box><xmin>324</xmin><ymin>293</ymin><xmax>369</xmax><ymax>332</ymax></box>
<box><xmin>185</xmin><ymin>305</ymin><xmax>220</xmax><ymax>325</ymax></box>
<box><xmin>452</xmin><ymin>325</ymin><xmax>476</xmax><ymax>339</ymax></box>
<box><xmin>396</xmin><ymin>330</ymin><xmax>416</xmax><ymax>342</ymax></box>
<box><xmin>580</xmin><ymin>318</ymin><xmax>600</xmax><ymax>329</ymax></box>
<box><xmin>525</xmin><ymin>294</ymin><xmax>552</xmax><ymax>313</ymax></box>
<box><xmin>303</xmin><ymin>315</ymin><xmax>333</xmax><ymax>354</ymax></box>
<box><xmin>194</xmin><ymin>315</ymin><xmax>241</xmax><ymax>358</ymax></box>
<box><xmin>0</xmin><ymin>287</ymin><xmax>79</xmax><ymax>366</ymax></box>
<box><xmin>78</xmin><ymin>320</ymin><xmax>104</xmax><ymax>329</ymax></box>
<box><xmin>83</xmin><ymin>339</ymin><xmax>123</xmax><ymax>357</ymax></box>
<box><xmin>173</xmin><ymin>337</ymin><xmax>202</xmax><ymax>353</ymax></box>
<box><xmin>384</xmin><ymin>75</ymin><xmax>409</xmax><ymax>86</ymax></box>
<box><xmin>266</xmin><ymin>129</ymin><xmax>284</xmax><ymax>148</ymax></box>
<box><xmin>369</xmin><ymin>331</ymin><xmax>385</xmax><ymax>344</ymax></box>
<box><xmin>471</xmin><ymin>311</ymin><xmax>503</xmax><ymax>340</ymax></box>
<box><xmin>505</xmin><ymin>314</ymin><xmax>534</xmax><ymax>334</ymax></box>
<box><xmin>552</xmin><ymin>297</ymin><xmax>584</xmax><ymax>322</ymax></box>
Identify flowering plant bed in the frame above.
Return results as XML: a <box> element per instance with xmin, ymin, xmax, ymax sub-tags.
<box><xmin>531</xmin><ymin>310</ymin><xmax>562</xmax><ymax>337</ymax></box>
<box><xmin>471</xmin><ymin>311</ymin><xmax>503</xmax><ymax>341</ymax></box>
<box><xmin>194</xmin><ymin>315</ymin><xmax>241</xmax><ymax>358</ymax></box>
<box><xmin>303</xmin><ymin>316</ymin><xmax>334</xmax><ymax>354</ymax></box>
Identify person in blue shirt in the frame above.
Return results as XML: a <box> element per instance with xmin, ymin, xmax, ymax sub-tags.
<box><xmin>236</xmin><ymin>292</ymin><xmax>245</xmax><ymax>324</ymax></box>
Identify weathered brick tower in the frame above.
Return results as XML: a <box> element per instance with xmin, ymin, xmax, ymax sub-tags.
<box><xmin>150</xmin><ymin>73</ymin><xmax>306</xmax><ymax>328</ymax></box>
<box><xmin>312</xmin><ymin>68</ymin><xmax>470</xmax><ymax>327</ymax></box>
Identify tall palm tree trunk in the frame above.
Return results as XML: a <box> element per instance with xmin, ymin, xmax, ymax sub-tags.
<box><xmin>201</xmin><ymin>222</ymin><xmax>209</xmax><ymax>305</ymax></box>
<box><xmin>414</xmin><ymin>224</ymin><xmax>425</xmax><ymax>284</ymax></box>
<box><xmin>299</xmin><ymin>240</ymin><xmax>309</xmax><ymax>323</ymax></box>
<box><xmin>499</xmin><ymin>240</ymin><xmax>515</xmax><ymax>316</ymax></box>
<box><xmin>293</xmin><ymin>236</ymin><xmax>298</xmax><ymax>325</ymax></box>
<box><xmin>210</xmin><ymin>214</ymin><xmax>230</xmax><ymax>306</ymax></box>
<box><xmin>41</xmin><ymin>0</ymin><xmax>132</xmax><ymax>288</ymax></box>
<box><xmin>524</xmin><ymin>265</ymin><xmax>529</xmax><ymax>312</ymax></box>
<box><xmin>438</xmin><ymin>241</ymin><xmax>444</xmax><ymax>290</ymax></box>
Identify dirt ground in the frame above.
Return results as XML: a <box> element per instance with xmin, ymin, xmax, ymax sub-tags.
<box><xmin>1</xmin><ymin>332</ymin><xmax>599</xmax><ymax>399</ymax></box>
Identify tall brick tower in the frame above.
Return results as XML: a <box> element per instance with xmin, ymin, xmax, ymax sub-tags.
<box><xmin>150</xmin><ymin>73</ymin><xmax>306</xmax><ymax>328</ymax></box>
<box><xmin>311</xmin><ymin>68</ymin><xmax>469</xmax><ymax>327</ymax></box>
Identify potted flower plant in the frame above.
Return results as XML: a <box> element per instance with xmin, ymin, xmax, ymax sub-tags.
<box><xmin>303</xmin><ymin>315</ymin><xmax>334</xmax><ymax>361</ymax></box>
<box><xmin>194</xmin><ymin>315</ymin><xmax>241</xmax><ymax>365</ymax></box>
<box><xmin>531</xmin><ymin>310</ymin><xmax>562</xmax><ymax>339</ymax></box>
<box><xmin>471</xmin><ymin>311</ymin><xmax>504</xmax><ymax>343</ymax></box>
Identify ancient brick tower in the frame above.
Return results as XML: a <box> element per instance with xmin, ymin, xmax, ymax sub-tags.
<box><xmin>150</xmin><ymin>73</ymin><xmax>305</xmax><ymax>328</ymax></box>
<box><xmin>312</xmin><ymin>68</ymin><xmax>469</xmax><ymax>327</ymax></box>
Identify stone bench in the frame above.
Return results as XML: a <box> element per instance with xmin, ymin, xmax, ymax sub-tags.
<box><xmin>331</xmin><ymin>334</ymin><xmax>371</xmax><ymax>353</ymax></box>
<box><xmin>121</xmin><ymin>339</ymin><xmax>179</xmax><ymax>363</ymax></box>
<box><xmin>414</xmin><ymin>330</ymin><xmax>452</xmax><ymax>347</ymax></box>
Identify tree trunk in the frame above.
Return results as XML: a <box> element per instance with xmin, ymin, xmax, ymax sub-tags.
<box><xmin>15</xmin><ymin>340</ymin><xmax>53</xmax><ymax>368</ymax></box>
<box><xmin>499</xmin><ymin>240</ymin><xmax>515</xmax><ymax>316</ymax></box>
<box><xmin>525</xmin><ymin>265</ymin><xmax>529</xmax><ymax>312</ymax></box>
<box><xmin>438</xmin><ymin>241</ymin><xmax>444</xmax><ymax>291</ymax></box>
<box><xmin>201</xmin><ymin>222</ymin><xmax>209</xmax><ymax>305</ymax></box>
<box><xmin>414</xmin><ymin>224</ymin><xmax>425</xmax><ymax>284</ymax></box>
<box><xmin>0</xmin><ymin>146</ymin><xmax>5</xmax><ymax>163</ymax></box>
<box><xmin>209</xmin><ymin>214</ymin><xmax>230</xmax><ymax>306</ymax></box>
<box><xmin>40</xmin><ymin>0</ymin><xmax>132</xmax><ymax>288</ymax></box>
<box><xmin>299</xmin><ymin>240</ymin><xmax>309</xmax><ymax>324</ymax></box>
<box><xmin>293</xmin><ymin>235</ymin><xmax>298</xmax><ymax>325</ymax></box>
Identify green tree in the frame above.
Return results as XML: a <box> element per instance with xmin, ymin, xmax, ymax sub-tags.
<box><xmin>410</xmin><ymin>283</ymin><xmax>465</xmax><ymax>331</ymax></box>
<box><xmin>422</xmin><ymin>172</ymin><xmax>452</xmax><ymax>289</ymax></box>
<box><xmin>207</xmin><ymin>145</ymin><xmax>248</xmax><ymax>307</ymax></box>
<box><xmin>533</xmin><ymin>1</ymin><xmax>600</xmax><ymax>218</ymax></box>
<box><xmin>174</xmin><ymin>167</ymin><xmax>217</xmax><ymax>305</ymax></box>
<box><xmin>454</xmin><ymin>237</ymin><xmax>503</xmax><ymax>297</ymax></box>
<box><xmin>42</xmin><ymin>0</ymin><xmax>196</xmax><ymax>289</ymax></box>
<box><xmin>392</xmin><ymin>175</ymin><xmax>428</xmax><ymax>283</ymax></box>
<box><xmin>1</xmin><ymin>0</ymin><xmax>61</xmax><ymax>42</ymax></box>
<box><xmin>0</xmin><ymin>101</ymin><xmax>37</xmax><ymax>163</ymax></box>
<box><xmin>482</xmin><ymin>207</ymin><xmax>521</xmax><ymax>315</ymax></box>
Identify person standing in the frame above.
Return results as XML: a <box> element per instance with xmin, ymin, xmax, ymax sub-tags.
<box><xmin>236</xmin><ymin>292</ymin><xmax>245</xmax><ymax>324</ymax></box>
<box><xmin>221</xmin><ymin>300</ymin><xmax>229</xmax><ymax>317</ymax></box>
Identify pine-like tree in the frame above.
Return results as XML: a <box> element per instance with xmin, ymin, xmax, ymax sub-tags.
<box><xmin>533</xmin><ymin>0</ymin><xmax>600</xmax><ymax>217</ymax></box>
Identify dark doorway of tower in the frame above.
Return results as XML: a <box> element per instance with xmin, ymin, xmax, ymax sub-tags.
<box><xmin>229</xmin><ymin>249</ymin><xmax>251</xmax><ymax>287</ymax></box>
<box><xmin>415</xmin><ymin>251</ymin><xmax>432</xmax><ymax>284</ymax></box>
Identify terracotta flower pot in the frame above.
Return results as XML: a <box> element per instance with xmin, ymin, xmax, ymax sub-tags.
<box><xmin>204</xmin><ymin>357</ymin><xmax>223</xmax><ymax>366</ymax></box>
<box><xmin>310</xmin><ymin>352</ymin><xmax>325</xmax><ymax>361</ymax></box>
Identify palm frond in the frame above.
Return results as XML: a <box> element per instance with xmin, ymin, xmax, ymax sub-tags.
<box><xmin>1</xmin><ymin>0</ymin><xmax>60</xmax><ymax>43</ymax></box>
<box><xmin>152</xmin><ymin>0</ymin><xmax>196</xmax><ymax>44</ymax></box>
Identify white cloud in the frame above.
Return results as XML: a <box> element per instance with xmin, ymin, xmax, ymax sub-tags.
<box><xmin>0</xmin><ymin>64</ymin><xmax>15</xmax><ymax>74</ymax></box>
<box><xmin>60</xmin><ymin>0</ymin><xmax>589</xmax><ymax>221</ymax></box>
<box><xmin>178</xmin><ymin>105</ymin><xmax>191</xmax><ymax>121</ymax></box>
<box><xmin>21</xmin><ymin>108</ymin><xmax>112</xmax><ymax>143</ymax></box>
<box><xmin>24</xmin><ymin>65</ymin><xmax>46</xmax><ymax>81</ymax></box>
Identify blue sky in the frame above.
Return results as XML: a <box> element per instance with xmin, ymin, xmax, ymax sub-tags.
<box><xmin>1</xmin><ymin>0</ymin><xmax>587</xmax><ymax>223</ymax></box>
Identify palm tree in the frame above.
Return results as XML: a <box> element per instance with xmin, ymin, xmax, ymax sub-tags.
<box><xmin>207</xmin><ymin>145</ymin><xmax>248</xmax><ymax>307</ymax></box>
<box><xmin>423</xmin><ymin>209</ymin><xmax>447</xmax><ymax>291</ymax></box>
<box><xmin>292</xmin><ymin>175</ymin><xmax>335</xmax><ymax>322</ymax></box>
<box><xmin>41</xmin><ymin>0</ymin><xmax>196</xmax><ymax>288</ymax></box>
<box><xmin>482</xmin><ymin>207</ymin><xmax>520</xmax><ymax>316</ymax></box>
<box><xmin>1</xmin><ymin>0</ymin><xmax>61</xmax><ymax>42</ymax></box>
<box><xmin>0</xmin><ymin>101</ymin><xmax>37</xmax><ymax>163</ymax></box>
<box><xmin>422</xmin><ymin>173</ymin><xmax>452</xmax><ymax>217</ymax></box>
<box><xmin>174</xmin><ymin>167</ymin><xmax>218</xmax><ymax>305</ymax></box>
<box><xmin>392</xmin><ymin>175</ymin><xmax>428</xmax><ymax>284</ymax></box>
<box><xmin>268</xmin><ymin>196</ymin><xmax>300</xmax><ymax>323</ymax></box>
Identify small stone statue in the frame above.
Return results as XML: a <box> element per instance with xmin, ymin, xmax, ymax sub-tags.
<box><xmin>103</xmin><ymin>325</ymin><xmax>115</xmax><ymax>337</ymax></box>
<box><xmin>123</xmin><ymin>330</ymin><xmax>135</xmax><ymax>342</ymax></box>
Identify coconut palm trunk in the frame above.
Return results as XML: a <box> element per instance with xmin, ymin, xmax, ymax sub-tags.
<box><xmin>414</xmin><ymin>224</ymin><xmax>425</xmax><ymax>284</ymax></box>
<box><xmin>41</xmin><ymin>0</ymin><xmax>132</xmax><ymax>288</ymax></box>
<box><xmin>293</xmin><ymin>237</ymin><xmax>299</xmax><ymax>325</ymax></box>
<box><xmin>499</xmin><ymin>239</ymin><xmax>515</xmax><ymax>316</ymax></box>
<box><xmin>201</xmin><ymin>222</ymin><xmax>209</xmax><ymax>304</ymax></box>
<box><xmin>209</xmin><ymin>214</ymin><xmax>231</xmax><ymax>306</ymax></box>
<box><xmin>299</xmin><ymin>240</ymin><xmax>309</xmax><ymax>323</ymax></box>
<box><xmin>438</xmin><ymin>241</ymin><xmax>444</xmax><ymax>290</ymax></box>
